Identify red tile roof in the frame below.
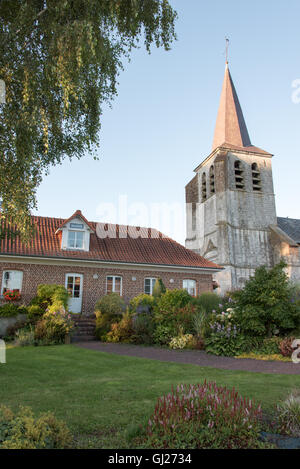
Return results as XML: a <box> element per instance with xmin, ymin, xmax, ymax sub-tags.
<box><xmin>0</xmin><ymin>215</ymin><xmax>222</xmax><ymax>270</ymax></box>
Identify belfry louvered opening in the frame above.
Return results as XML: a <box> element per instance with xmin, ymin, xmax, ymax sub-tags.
<box><xmin>201</xmin><ymin>173</ymin><xmax>207</xmax><ymax>202</ymax></box>
<box><xmin>234</xmin><ymin>160</ymin><xmax>244</xmax><ymax>189</ymax></box>
<box><xmin>251</xmin><ymin>163</ymin><xmax>261</xmax><ymax>191</ymax></box>
<box><xmin>209</xmin><ymin>165</ymin><xmax>215</xmax><ymax>195</ymax></box>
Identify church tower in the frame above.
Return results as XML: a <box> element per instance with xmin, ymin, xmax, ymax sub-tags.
<box><xmin>185</xmin><ymin>63</ymin><xmax>277</xmax><ymax>293</ymax></box>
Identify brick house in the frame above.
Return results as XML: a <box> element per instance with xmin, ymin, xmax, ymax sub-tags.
<box><xmin>0</xmin><ymin>210</ymin><xmax>222</xmax><ymax>314</ymax></box>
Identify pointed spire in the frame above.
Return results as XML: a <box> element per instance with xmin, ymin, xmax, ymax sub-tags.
<box><xmin>212</xmin><ymin>64</ymin><xmax>251</xmax><ymax>151</ymax></box>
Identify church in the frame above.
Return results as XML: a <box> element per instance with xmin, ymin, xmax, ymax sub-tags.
<box><xmin>185</xmin><ymin>61</ymin><xmax>300</xmax><ymax>294</ymax></box>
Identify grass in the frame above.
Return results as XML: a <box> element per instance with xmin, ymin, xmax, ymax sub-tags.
<box><xmin>1</xmin><ymin>344</ymin><xmax>300</xmax><ymax>448</ymax></box>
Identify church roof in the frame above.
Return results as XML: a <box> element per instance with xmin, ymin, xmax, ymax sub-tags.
<box><xmin>277</xmin><ymin>217</ymin><xmax>300</xmax><ymax>244</ymax></box>
<box><xmin>212</xmin><ymin>64</ymin><xmax>270</xmax><ymax>155</ymax></box>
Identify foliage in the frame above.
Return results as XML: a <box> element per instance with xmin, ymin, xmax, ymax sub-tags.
<box><xmin>5</xmin><ymin>319</ymin><xmax>27</xmax><ymax>340</ymax></box>
<box><xmin>95</xmin><ymin>293</ymin><xmax>125</xmax><ymax>315</ymax></box>
<box><xmin>27</xmin><ymin>305</ymin><xmax>44</xmax><ymax>324</ymax></box>
<box><xmin>130</xmin><ymin>294</ymin><xmax>156</xmax><ymax>313</ymax></box>
<box><xmin>153</xmin><ymin>324</ymin><xmax>177</xmax><ymax>346</ymax></box>
<box><xmin>0</xmin><ymin>0</ymin><xmax>177</xmax><ymax>241</ymax></box>
<box><xmin>134</xmin><ymin>382</ymin><xmax>263</xmax><ymax>449</ymax></box>
<box><xmin>132</xmin><ymin>314</ymin><xmax>155</xmax><ymax>345</ymax></box>
<box><xmin>192</xmin><ymin>310</ymin><xmax>210</xmax><ymax>339</ymax></box>
<box><xmin>276</xmin><ymin>391</ymin><xmax>300</xmax><ymax>436</ymax></box>
<box><xmin>0</xmin><ymin>405</ymin><xmax>71</xmax><ymax>449</ymax></box>
<box><xmin>3</xmin><ymin>289</ymin><xmax>21</xmax><ymax>302</ymax></box>
<box><xmin>191</xmin><ymin>292</ymin><xmax>222</xmax><ymax>314</ymax></box>
<box><xmin>95</xmin><ymin>310</ymin><xmax>122</xmax><ymax>341</ymax></box>
<box><xmin>106</xmin><ymin>311</ymin><xmax>134</xmax><ymax>343</ymax></box>
<box><xmin>0</xmin><ymin>303</ymin><xmax>27</xmax><ymax>318</ymax></box>
<box><xmin>34</xmin><ymin>307</ymin><xmax>74</xmax><ymax>345</ymax></box>
<box><xmin>153</xmin><ymin>289</ymin><xmax>194</xmax><ymax>333</ymax></box>
<box><xmin>235</xmin><ymin>353</ymin><xmax>291</xmax><ymax>362</ymax></box>
<box><xmin>152</xmin><ymin>278</ymin><xmax>166</xmax><ymax>298</ymax></box>
<box><xmin>233</xmin><ymin>261</ymin><xmax>300</xmax><ymax>337</ymax></box>
<box><xmin>30</xmin><ymin>284</ymin><xmax>69</xmax><ymax>313</ymax></box>
<box><xmin>279</xmin><ymin>337</ymin><xmax>296</xmax><ymax>358</ymax></box>
<box><xmin>169</xmin><ymin>333</ymin><xmax>195</xmax><ymax>350</ymax></box>
<box><xmin>255</xmin><ymin>337</ymin><xmax>281</xmax><ymax>355</ymax></box>
<box><xmin>14</xmin><ymin>326</ymin><xmax>35</xmax><ymax>347</ymax></box>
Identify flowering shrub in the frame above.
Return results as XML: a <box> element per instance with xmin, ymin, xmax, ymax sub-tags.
<box><xmin>279</xmin><ymin>337</ymin><xmax>296</xmax><ymax>357</ymax></box>
<box><xmin>35</xmin><ymin>307</ymin><xmax>74</xmax><ymax>344</ymax></box>
<box><xmin>135</xmin><ymin>381</ymin><xmax>263</xmax><ymax>449</ymax></box>
<box><xmin>130</xmin><ymin>294</ymin><xmax>156</xmax><ymax>313</ymax></box>
<box><xmin>3</xmin><ymin>289</ymin><xmax>21</xmax><ymax>302</ymax></box>
<box><xmin>205</xmin><ymin>307</ymin><xmax>245</xmax><ymax>356</ymax></box>
<box><xmin>169</xmin><ymin>333</ymin><xmax>195</xmax><ymax>350</ymax></box>
<box><xmin>0</xmin><ymin>405</ymin><xmax>71</xmax><ymax>449</ymax></box>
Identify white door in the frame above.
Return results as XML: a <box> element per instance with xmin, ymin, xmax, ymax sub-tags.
<box><xmin>65</xmin><ymin>274</ymin><xmax>83</xmax><ymax>314</ymax></box>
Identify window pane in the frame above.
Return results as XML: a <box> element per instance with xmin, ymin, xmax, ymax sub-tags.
<box><xmin>75</xmin><ymin>231</ymin><xmax>84</xmax><ymax>248</ymax></box>
<box><xmin>183</xmin><ymin>280</ymin><xmax>196</xmax><ymax>296</ymax></box>
<box><xmin>114</xmin><ymin>277</ymin><xmax>121</xmax><ymax>294</ymax></box>
<box><xmin>68</xmin><ymin>231</ymin><xmax>76</xmax><ymax>247</ymax></box>
<box><xmin>151</xmin><ymin>279</ymin><xmax>156</xmax><ymax>293</ymax></box>
<box><xmin>106</xmin><ymin>277</ymin><xmax>113</xmax><ymax>293</ymax></box>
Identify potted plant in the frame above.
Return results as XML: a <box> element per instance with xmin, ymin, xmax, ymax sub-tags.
<box><xmin>3</xmin><ymin>289</ymin><xmax>21</xmax><ymax>302</ymax></box>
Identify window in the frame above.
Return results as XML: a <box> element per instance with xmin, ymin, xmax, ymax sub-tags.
<box><xmin>234</xmin><ymin>160</ymin><xmax>244</xmax><ymax>189</ymax></box>
<box><xmin>251</xmin><ymin>163</ymin><xmax>262</xmax><ymax>192</ymax></box>
<box><xmin>201</xmin><ymin>173</ymin><xmax>207</xmax><ymax>202</ymax></box>
<box><xmin>183</xmin><ymin>279</ymin><xmax>197</xmax><ymax>296</ymax></box>
<box><xmin>68</xmin><ymin>230</ymin><xmax>84</xmax><ymax>249</ymax></box>
<box><xmin>144</xmin><ymin>278</ymin><xmax>157</xmax><ymax>295</ymax></box>
<box><xmin>1</xmin><ymin>270</ymin><xmax>23</xmax><ymax>295</ymax></box>
<box><xmin>106</xmin><ymin>276</ymin><xmax>122</xmax><ymax>295</ymax></box>
<box><xmin>209</xmin><ymin>165</ymin><xmax>215</xmax><ymax>194</ymax></box>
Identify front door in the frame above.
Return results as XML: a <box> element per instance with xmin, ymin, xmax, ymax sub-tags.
<box><xmin>65</xmin><ymin>273</ymin><xmax>83</xmax><ymax>313</ymax></box>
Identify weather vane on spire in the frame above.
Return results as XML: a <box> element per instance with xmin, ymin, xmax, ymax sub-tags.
<box><xmin>225</xmin><ymin>37</ymin><xmax>230</xmax><ymax>64</ymax></box>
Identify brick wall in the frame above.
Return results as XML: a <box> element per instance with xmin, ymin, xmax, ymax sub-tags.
<box><xmin>0</xmin><ymin>261</ymin><xmax>213</xmax><ymax>314</ymax></box>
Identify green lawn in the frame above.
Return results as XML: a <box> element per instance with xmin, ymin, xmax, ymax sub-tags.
<box><xmin>1</xmin><ymin>345</ymin><xmax>300</xmax><ymax>448</ymax></box>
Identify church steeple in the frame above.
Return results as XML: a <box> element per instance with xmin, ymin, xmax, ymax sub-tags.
<box><xmin>212</xmin><ymin>64</ymin><xmax>251</xmax><ymax>151</ymax></box>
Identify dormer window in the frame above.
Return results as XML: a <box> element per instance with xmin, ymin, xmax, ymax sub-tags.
<box><xmin>68</xmin><ymin>230</ymin><xmax>84</xmax><ymax>249</ymax></box>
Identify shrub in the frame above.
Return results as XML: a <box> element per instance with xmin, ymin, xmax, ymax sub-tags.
<box><xmin>277</xmin><ymin>391</ymin><xmax>300</xmax><ymax>436</ymax></box>
<box><xmin>35</xmin><ymin>308</ymin><xmax>74</xmax><ymax>345</ymax></box>
<box><xmin>169</xmin><ymin>333</ymin><xmax>195</xmax><ymax>350</ymax></box>
<box><xmin>130</xmin><ymin>294</ymin><xmax>155</xmax><ymax>314</ymax></box>
<box><xmin>95</xmin><ymin>293</ymin><xmax>125</xmax><ymax>315</ymax></box>
<box><xmin>191</xmin><ymin>292</ymin><xmax>221</xmax><ymax>314</ymax></box>
<box><xmin>15</xmin><ymin>326</ymin><xmax>35</xmax><ymax>347</ymax></box>
<box><xmin>193</xmin><ymin>310</ymin><xmax>210</xmax><ymax>339</ymax></box>
<box><xmin>5</xmin><ymin>319</ymin><xmax>27</xmax><ymax>339</ymax></box>
<box><xmin>152</xmin><ymin>278</ymin><xmax>166</xmax><ymax>298</ymax></box>
<box><xmin>153</xmin><ymin>290</ymin><xmax>194</xmax><ymax>334</ymax></box>
<box><xmin>233</xmin><ymin>261</ymin><xmax>300</xmax><ymax>337</ymax></box>
<box><xmin>30</xmin><ymin>284</ymin><xmax>69</xmax><ymax>313</ymax></box>
<box><xmin>134</xmin><ymin>382</ymin><xmax>263</xmax><ymax>449</ymax></box>
<box><xmin>0</xmin><ymin>303</ymin><xmax>27</xmax><ymax>318</ymax></box>
<box><xmin>95</xmin><ymin>311</ymin><xmax>122</xmax><ymax>340</ymax></box>
<box><xmin>204</xmin><ymin>308</ymin><xmax>246</xmax><ymax>356</ymax></box>
<box><xmin>106</xmin><ymin>311</ymin><xmax>134</xmax><ymax>343</ymax></box>
<box><xmin>27</xmin><ymin>305</ymin><xmax>44</xmax><ymax>324</ymax></box>
<box><xmin>153</xmin><ymin>324</ymin><xmax>177</xmax><ymax>346</ymax></box>
<box><xmin>0</xmin><ymin>405</ymin><xmax>72</xmax><ymax>449</ymax></box>
<box><xmin>132</xmin><ymin>314</ymin><xmax>155</xmax><ymax>344</ymax></box>
<box><xmin>279</xmin><ymin>337</ymin><xmax>296</xmax><ymax>358</ymax></box>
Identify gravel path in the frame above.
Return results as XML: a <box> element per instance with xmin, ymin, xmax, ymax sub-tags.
<box><xmin>75</xmin><ymin>341</ymin><xmax>300</xmax><ymax>375</ymax></box>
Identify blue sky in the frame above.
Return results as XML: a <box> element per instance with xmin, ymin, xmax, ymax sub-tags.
<box><xmin>34</xmin><ymin>0</ymin><xmax>300</xmax><ymax>244</ymax></box>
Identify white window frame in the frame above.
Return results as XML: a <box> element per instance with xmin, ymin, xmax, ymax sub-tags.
<box><xmin>106</xmin><ymin>276</ymin><xmax>122</xmax><ymax>296</ymax></box>
<box><xmin>183</xmin><ymin>279</ymin><xmax>197</xmax><ymax>297</ymax></box>
<box><xmin>144</xmin><ymin>278</ymin><xmax>157</xmax><ymax>295</ymax></box>
<box><xmin>1</xmin><ymin>270</ymin><xmax>23</xmax><ymax>296</ymax></box>
<box><xmin>67</xmin><ymin>230</ymin><xmax>84</xmax><ymax>250</ymax></box>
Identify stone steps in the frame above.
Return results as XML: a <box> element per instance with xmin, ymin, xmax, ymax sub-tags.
<box><xmin>71</xmin><ymin>316</ymin><xmax>96</xmax><ymax>342</ymax></box>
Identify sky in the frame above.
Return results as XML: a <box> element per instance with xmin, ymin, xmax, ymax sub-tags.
<box><xmin>34</xmin><ymin>0</ymin><xmax>300</xmax><ymax>245</ymax></box>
